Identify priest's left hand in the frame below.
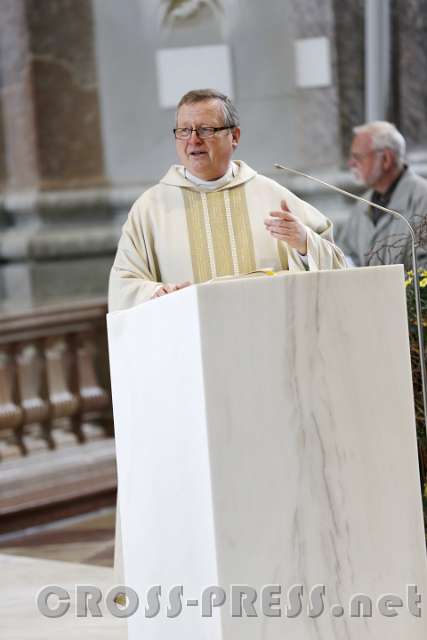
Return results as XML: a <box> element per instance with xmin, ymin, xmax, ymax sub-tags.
<box><xmin>264</xmin><ymin>200</ymin><xmax>307</xmax><ymax>255</ymax></box>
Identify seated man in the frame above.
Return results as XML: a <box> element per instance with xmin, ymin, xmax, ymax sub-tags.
<box><xmin>109</xmin><ymin>88</ymin><xmax>346</xmax><ymax>311</ymax></box>
<box><xmin>338</xmin><ymin>121</ymin><xmax>427</xmax><ymax>269</ymax></box>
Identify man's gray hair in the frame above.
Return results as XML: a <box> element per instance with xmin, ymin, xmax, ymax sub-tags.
<box><xmin>176</xmin><ymin>89</ymin><xmax>240</xmax><ymax>127</ymax></box>
<box><xmin>353</xmin><ymin>121</ymin><xmax>406</xmax><ymax>166</ymax></box>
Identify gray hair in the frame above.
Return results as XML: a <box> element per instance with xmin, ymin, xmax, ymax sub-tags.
<box><xmin>176</xmin><ymin>89</ymin><xmax>240</xmax><ymax>128</ymax></box>
<box><xmin>353</xmin><ymin>121</ymin><xmax>406</xmax><ymax>166</ymax></box>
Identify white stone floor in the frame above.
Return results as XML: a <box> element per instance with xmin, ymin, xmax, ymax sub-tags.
<box><xmin>0</xmin><ymin>553</ymin><xmax>127</xmax><ymax>639</ymax></box>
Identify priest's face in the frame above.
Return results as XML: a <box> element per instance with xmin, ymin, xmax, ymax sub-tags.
<box><xmin>175</xmin><ymin>99</ymin><xmax>240</xmax><ymax>181</ymax></box>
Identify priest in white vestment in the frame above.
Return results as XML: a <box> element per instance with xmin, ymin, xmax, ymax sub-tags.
<box><xmin>109</xmin><ymin>89</ymin><xmax>346</xmax><ymax>311</ymax></box>
<box><xmin>108</xmin><ymin>89</ymin><xmax>347</xmax><ymax>582</ymax></box>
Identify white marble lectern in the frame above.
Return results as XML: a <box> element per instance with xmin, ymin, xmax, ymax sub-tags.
<box><xmin>107</xmin><ymin>266</ymin><xmax>427</xmax><ymax>640</ymax></box>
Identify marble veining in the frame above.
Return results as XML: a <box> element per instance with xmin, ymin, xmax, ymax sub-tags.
<box><xmin>108</xmin><ymin>266</ymin><xmax>427</xmax><ymax>640</ymax></box>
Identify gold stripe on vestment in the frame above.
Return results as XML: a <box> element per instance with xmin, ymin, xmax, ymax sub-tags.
<box><xmin>200</xmin><ymin>193</ymin><xmax>217</xmax><ymax>277</ymax></box>
<box><xmin>205</xmin><ymin>191</ymin><xmax>234</xmax><ymax>277</ymax></box>
<box><xmin>225</xmin><ymin>186</ymin><xmax>256</xmax><ymax>274</ymax></box>
<box><xmin>183</xmin><ymin>185</ymin><xmax>256</xmax><ymax>282</ymax></box>
<box><xmin>277</xmin><ymin>241</ymin><xmax>289</xmax><ymax>270</ymax></box>
<box><xmin>183</xmin><ymin>189</ymin><xmax>213</xmax><ymax>283</ymax></box>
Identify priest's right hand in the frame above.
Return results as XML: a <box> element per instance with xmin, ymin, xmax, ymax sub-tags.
<box><xmin>150</xmin><ymin>281</ymin><xmax>191</xmax><ymax>299</ymax></box>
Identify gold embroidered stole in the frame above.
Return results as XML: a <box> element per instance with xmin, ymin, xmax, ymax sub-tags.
<box><xmin>183</xmin><ymin>186</ymin><xmax>256</xmax><ymax>283</ymax></box>
<box><xmin>277</xmin><ymin>242</ymin><xmax>289</xmax><ymax>270</ymax></box>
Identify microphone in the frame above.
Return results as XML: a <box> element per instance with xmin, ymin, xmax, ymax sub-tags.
<box><xmin>274</xmin><ymin>163</ymin><xmax>411</xmax><ymax>227</ymax></box>
<box><xmin>274</xmin><ymin>162</ymin><xmax>427</xmax><ymax>439</ymax></box>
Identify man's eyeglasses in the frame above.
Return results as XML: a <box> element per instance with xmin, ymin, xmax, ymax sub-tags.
<box><xmin>173</xmin><ymin>126</ymin><xmax>234</xmax><ymax>140</ymax></box>
<box><xmin>349</xmin><ymin>149</ymin><xmax>384</xmax><ymax>163</ymax></box>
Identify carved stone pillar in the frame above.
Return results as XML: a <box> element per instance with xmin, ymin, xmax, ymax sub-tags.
<box><xmin>393</xmin><ymin>0</ymin><xmax>427</xmax><ymax>151</ymax></box>
<box><xmin>0</xmin><ymin>0</ymin><xmax>105</xmax><ymax>197</ymax></box>
<box><xmin>0</xmin><ymin>0</ymin><xmax>118</xmax><ymax>304</ymax></box>
<box><xmin>0</xmin><ymin>348</ymin><xmax>23</xmax><ymax>453</ymax></box>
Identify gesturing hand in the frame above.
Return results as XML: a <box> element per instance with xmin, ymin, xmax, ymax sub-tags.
<box><xmin>151</xmin><ymin>281</ymin><xmax>191</xmax><ymax>299</ymax></box>
<box><xmin>264</xmin><ymin>200</ymin><xmax>308</xmax><ymax>255</ymax></box>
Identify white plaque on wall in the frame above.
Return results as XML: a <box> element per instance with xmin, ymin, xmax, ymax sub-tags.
<box><xmin>156</xmin><ymin>44</ymin><xmax>233</xmax><ymax>109</ymax></box>
<box><xmin>294</xmin><ymin>36</ymin><xmax>332</xmax><ymax>89</ymax></box>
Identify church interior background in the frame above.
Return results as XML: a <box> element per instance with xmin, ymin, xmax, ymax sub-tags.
<box><xmin>0</xmin><ymin>0</ymin><xmax>426</xmax><ymax>634</ymax></box>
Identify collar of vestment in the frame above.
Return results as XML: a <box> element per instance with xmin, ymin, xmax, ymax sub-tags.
<box><xmin>160</xmin><ymin>160</ymin><xmax>258</xmax><ymax>192</ymax></box>
<box><xmin>179</xmin><ymin>163</ymin><xmax>238</xmax><ymax>191</ymax></box>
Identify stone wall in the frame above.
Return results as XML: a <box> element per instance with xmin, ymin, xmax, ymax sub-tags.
<box><xmin>0</xmin><ymin>1</ymin><xmax>426</xmax><ymax>307</ymax></box>
<box><xmin>288</xmin><ymin>0</ymin><xmax>341</xmax><ymax>169</ymax></box>
<box><xmin>93</xmin><ymin>0</ymin><xmax>343</xmax><ymax>185</ymax></box>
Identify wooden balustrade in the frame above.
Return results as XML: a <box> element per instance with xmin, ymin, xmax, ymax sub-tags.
<box><xmin>0</xmin><ymin>298</ymin><xmax>112</xmax><ymax>460</ymax></box>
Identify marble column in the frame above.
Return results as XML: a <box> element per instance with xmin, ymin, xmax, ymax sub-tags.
<box><xmin>0</xmin><ymin>0</ymin><xmax>117</xmax><ymax>305</ymax></box>
<box><xmin>393</xmin><ymin>0</ymin><xmax>427</xmax><ymax>150</ymax></box>
<box><xmin>0</xmin><ymin>0</ymin><xmax>105</xmax><ymax>196</ymax></box>
<box><xmin>0</xmin><ymin>0</ymin><xmax>39</xmax><ymax>193</ymax></box>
